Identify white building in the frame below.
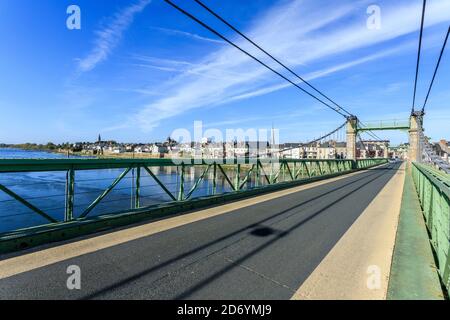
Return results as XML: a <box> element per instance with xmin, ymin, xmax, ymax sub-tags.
<box><xmin>112</xmin><ymin>147</ymin><xmax>124</xmax><ymax>154</ymax></box>
<box><xmin>151</xmin><ymin>144</ymin><xmax>168</xmax><ymax>154</ymax></box>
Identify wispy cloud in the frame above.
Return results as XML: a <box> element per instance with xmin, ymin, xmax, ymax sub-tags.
<box><xmin>221</xmin><ymin>42</ymin><xmax>413</xmax><ymax>105</ymax></box>
<box><xmin>203</xmin><ymin>105</ymin><xmax>322</xmax><ymax>129</ymax></box>
<box><xmin>384</xmin><ymin>82</ymin><xmax>408</xmax><ymax>94</ymax></box>
<box><xmin>130</xmin><ymin>54</ymin><xmax>242</xmax><ymax>79</ymax></box>
<box><xmin>150</xmin><ymin>26</ymin><xmax>225</xmax><ymax>44</ymax></box>
<box><xmin>106</xmin><ymin>0</ymin><xmax>450</xmax><ymax>133</ymax></box>
<box><xmin>132</xmin><ymin>54</ymin><xmax>199</xmax><ymax>68</ymax></box>
<box><xmin>77</xmin><ymin>0</ymin><xmax>151</xmax><ymax>73</ymax></box>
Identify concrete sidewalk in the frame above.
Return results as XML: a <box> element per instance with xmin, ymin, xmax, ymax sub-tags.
<box><xmin>387</xmin><ymin>165</ymin><xmax>444</xmax><ymax>300</ymax></box>
<box><xmin>292</xmin><ymin>162</ymin><xmax>406</xmax><ymax>300</ymax></box>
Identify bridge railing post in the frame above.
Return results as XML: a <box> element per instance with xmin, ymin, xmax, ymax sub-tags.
<box><xmin>135</xmin><ymin>166</ymin><xmax>141</xmax><ymax>209</ymax></box>
<box><xmin>212</xmin><ymin>163</ymin><xmax>217</xmax><ymax>195</ymax></box>
<box><xmin>178</xmin><ymin>163</ymin><xmax>185</xmax><ymax>201</ymax></box>
<box><xmin>64</xmin><ymin>167</ymin><xmax>75</xmax><ymax>222</ymax></box>
<box><xmin>235</xmin><ymin>163</ymin><xmax>241</xmax><ymax>191</ymax></box>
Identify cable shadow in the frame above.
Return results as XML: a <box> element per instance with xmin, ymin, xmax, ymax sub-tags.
<box><xmin>173</xmin><ymin>164</ymin><xmax>396</xmax><ymax>299</ymax></box>
<box><xmin>81</xmin><ymin>163</ymin><xmax>398</xmax><ymax>299</ymax></box>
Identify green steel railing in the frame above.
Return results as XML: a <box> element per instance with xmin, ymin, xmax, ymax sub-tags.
<box><xmin>411</xmin><ymin>162</ymin><xmax>450</xmax><ymax>292</ymax></box>
<box><xmin>0</xmin><ymin>157</ymin><xmax>387</xmax><ymax>236</ymax></box>
<box><xmin>355</xmin><ymin>158</ymin><xmax>388</xmax><ymax>169</ymax></box>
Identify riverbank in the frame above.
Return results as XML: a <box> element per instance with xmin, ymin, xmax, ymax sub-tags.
<box><xmin>53</xmin><ymin>149</ymin><xmax>166</xmax><ymax>159</ymax></box>
<box><xmin>0</xmin><ymin>144</ymin><xmax>57</xmax><ymax>153</ymax></box>
<box><xmin>0</xmin><ymin>148</ymin><xmax>256</xmax><ymax>171</ymax></box>
<box><xmin>1</xmin><ymin>147</ymin><xmax>150</xmax><ymax>159</ymax></box>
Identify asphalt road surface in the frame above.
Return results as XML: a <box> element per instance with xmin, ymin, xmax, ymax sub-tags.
<box><xmin>0</xmin><ymin>162</ymin><xmax>401</xmax><ymax>299</ymax></box>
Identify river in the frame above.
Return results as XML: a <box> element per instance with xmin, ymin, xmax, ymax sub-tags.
<box><xmin>0</xmin><ymin>148</ymin><xmax>238</xmax><ymax>233</ymax></box>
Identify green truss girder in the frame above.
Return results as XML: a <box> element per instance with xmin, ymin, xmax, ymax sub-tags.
<box><xmin>0</xmin><ymin>158</ymin><xmax>388</xmax><ymax>233</ymax></box>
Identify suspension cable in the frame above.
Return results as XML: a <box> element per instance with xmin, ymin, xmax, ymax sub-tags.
<box><xmin>277</xmin><ymin>122</ymin><xmax>347</xmax><ymax>153</ymax></box>
<box><xmin>411</xmin><ymin>0</ymin><xmax>427</xmax><ymax>114</ymax></box>
<box><xmin>164</xmin><ymin>0</ymin><xmax>349</xmax><ymax>118</ymax></box>
<box><xmin>421</xmin><ymin>26</ymin><xmax>450</xmax><ymax>113</ymax></box>
<box><xmin>358</xmin><ymin>121</ymin><xmax>383</xmax><ymax>141</ymax></box>
<box><xmin>192</xmin><ymin>0</ymin><xmax>354</xmax><ymax>118</ymax></box>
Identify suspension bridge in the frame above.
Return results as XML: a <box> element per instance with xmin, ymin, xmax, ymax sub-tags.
<box><xmin>0</xmin><ymin>0</ymin><xmax>448</xmax><ymax>300</ymax></box>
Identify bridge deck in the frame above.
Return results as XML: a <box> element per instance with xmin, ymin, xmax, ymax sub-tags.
<box><xmin>0</xmin><ymin>163</ymin><xmax>403</xmax><ymax>299</ymax></box>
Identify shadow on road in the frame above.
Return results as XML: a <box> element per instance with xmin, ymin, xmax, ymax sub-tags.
<box><xmin>81</xmin><ymin>163</ymin><xmax>400</xmax><ymax>299</ymax></box>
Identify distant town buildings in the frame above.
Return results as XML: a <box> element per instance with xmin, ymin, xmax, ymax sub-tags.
<box><xmin>66</xmin><ymin>135</ymin><xmax>394</xmax><ymax>160</ymax></box>
<box><xmin>389</xmin><ymin>143</ymin><xmax>409</xmax><ymax>160</ymax></box>
<box><xmin>164</xmin><ymin>139</ymin><xmax>391</xmax><ymax>160</ymax></box>
<box><xmin>65</xmin><ymin>134</ymin><xmax>173</xmax><ymax>158</ymax></box>
<box><xmin>433</xmin><ymin>139</ymin><xmax>450</xmax><ymax>163</ymax></box>
<box><xmin>62</xmin><ymin>134</ymin><xmax>450</xmax><ymax>163</ymax></box>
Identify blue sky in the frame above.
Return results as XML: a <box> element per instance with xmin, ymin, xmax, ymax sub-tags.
<box><xmin>0</xmin><ymin>0</ymin><xmax>449</xmax><ymax>145</ymax></box>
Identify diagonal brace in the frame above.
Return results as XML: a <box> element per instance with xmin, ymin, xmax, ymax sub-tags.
<box><xmin>239</xmin><ymin>164</ymin><xmax>256</xmax><ymax>190</ymax></box>
<box><xmin>80</xmin><ymin>167</ymin><xmax>131</xmax><ymax>218</ymax></box>
<box><xmin>284</xmin><ymin>162</ymin><xmax>294</xmax><ymax>181</ymax></box>
<box><xmin>257</xmin><ymin>161</ymin><xmax>271</xmax><ymax>184</ymax></box>
<box><xmin>143</xmin><ymin>166</ymin><xmax>177</xmax><ymax>201</ymax></box>
<box><xmin>0</xmin><ymin>183</ymin><xmax>57</xmax><ymax>223</ymax></box>
<box><xmin>185</xmin><ymin>165</ymin><xmax>211</xmax><ymax>199</ymax></box>
<box><xmin>217</xmin><ymin>164</ymin><xmax>236</xmax><ymax>191</ymax></box>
